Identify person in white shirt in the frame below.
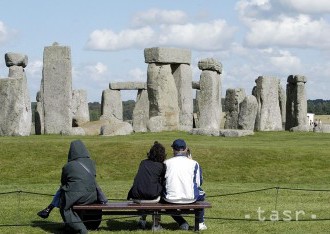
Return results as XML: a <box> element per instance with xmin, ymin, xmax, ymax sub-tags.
<box><xmin>163</xmin><ymin>139</ymin><xmax>207</xmax><ymax>231</ymax></box>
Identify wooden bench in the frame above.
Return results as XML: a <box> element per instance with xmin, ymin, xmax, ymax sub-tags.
<box><xmin>73</xmin><ymin>201</ymin><xmax>212</xmax><ymax>231</ymax></box>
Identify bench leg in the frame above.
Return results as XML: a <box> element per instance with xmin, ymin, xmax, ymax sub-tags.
<box><xmin>194</xmin><ymin>209</ymin><xmax>200</xmax><ymax>231</ymax></box>
<box><xmin>152</xmin><ymin>211</ymin><xmax>161</xmax><ymax>227</ymax></box>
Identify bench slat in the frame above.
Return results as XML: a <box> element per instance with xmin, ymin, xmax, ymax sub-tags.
<box><xmin>73</xmin><ymin>201</ymin><xmax>211</xmax><ymax>210</ymax></box>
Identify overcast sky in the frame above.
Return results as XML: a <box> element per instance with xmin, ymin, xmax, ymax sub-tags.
<box><xmin>1</xmin><ymin>0</ymin><xmax>329</xmax><ymax>102</ymax></box>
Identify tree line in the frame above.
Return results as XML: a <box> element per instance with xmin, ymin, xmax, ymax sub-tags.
<box><xmin>307</xmin><ymin>99</ymin><xmax>330</xmax><ymax>115</ymax></box>
<box><xmin>31</xmin><ymin>99</ymin><xmax>330</xmax><ymax>123</ymax></box>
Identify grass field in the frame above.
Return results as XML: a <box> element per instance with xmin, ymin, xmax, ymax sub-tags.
<box><xmin>0</xmin><ymin>131</ymin><xmax>330</xmax><ymax>233</ymax></box>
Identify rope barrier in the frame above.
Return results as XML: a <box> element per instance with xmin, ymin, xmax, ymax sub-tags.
<box><xmin>1</xmin><ymin>187</ymin><xmax>330</xmax><ymax>228</ymax></box>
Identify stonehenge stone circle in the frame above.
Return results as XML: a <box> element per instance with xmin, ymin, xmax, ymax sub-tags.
<box><xmin>238</xmin><ymin>95</ymin><xmax>258</xmax><ymax>130</ymax></box>
<box><xmin>224</xmin><ymin>88</ymin><xmax>246</xmax><ymax>129</ymax></box>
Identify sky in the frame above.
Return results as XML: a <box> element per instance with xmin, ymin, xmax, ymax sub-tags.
<box><xmin>1</xmin><ymin>0</ymin><xmax>330</xmax><ymax>102</ymax></box>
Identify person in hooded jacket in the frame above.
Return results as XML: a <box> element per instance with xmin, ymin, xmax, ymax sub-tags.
<box><xmin>37</xmin><ymin>140</ymin><xmax>98</xmax><ymax>234</ymax></box>
<box><xmin>59</xmin><ymin>139</ymin><xmax>98</xmax><ymax>233</ymax></box>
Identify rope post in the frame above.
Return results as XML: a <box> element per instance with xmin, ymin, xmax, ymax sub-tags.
<box><xmin>17</xmin><ymin>190</ymin><xmax>22</xmax><ymax>226</ymax></box>
<box><xmin>274</xmin><ymin>187</ymin><xmax>279</xmax><ymax>211</ymax></box>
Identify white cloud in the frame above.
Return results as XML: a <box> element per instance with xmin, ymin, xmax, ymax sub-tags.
<box><xmin>128</xmin><ymin>68</ymin><xmax>146</xmax><ymax>82</ymax></box>
<box><xmin>86</xmin><ymin>27</ymin><xmax>155</xmax><ymax>50</ymax></box>
<box><xmin>268</xmin><ymin>50</ymin><xmax>302</xmax><ymax>74</ymax></box>
<box><xmin>280</xmin><ymin>0</ymin><xmax>330</xmax><ymax>14</ymax></box>
<box><xmin>0</xmin><ymin>21</ymin><xmax>9</xmax><ymax>44</ymax></box>
<box><xmin>25</xmin><ymin>60</ymin><xmax>42</xmax><ymax>77</ymax></box>
<box><xmin>243</xmin><ymin>14</ymin><xmax>330</xmax><ymax>49</ymax></box>
<box><xmin>131</xmin><ymin>8</ymin><xmax>188</xmax><ymax>27</ymax></box>
<box><xmin>158</xmin><ymin>20</ymin><xmax>236</xmax><ymax>50</ymax></box>
<box><xmin>87</xmin><ymin>19</ymin><xmax>235</xmax><ymax>51</ymax></box>
<box><xmin>236</xmin><ymin>0</ymin><xmax>272</xmax><ymax>19</ymax></box>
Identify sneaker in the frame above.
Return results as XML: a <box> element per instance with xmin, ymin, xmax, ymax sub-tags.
<box><xmin>151</xmin><ymin>224</ymin><xmax>163</xmax><ymax>231</ymax></box>
<box><xmin>137</xmin><ymin>219</ymin><xmax>146</xmax><ymax>229</ymax></box>
<box><xmin>179</xmin><ymin>222</ymin><xmax>189</xmax><ymax>230</ymax></box>
<box><xmin>199</xmin><ymin>222</ymin><xmax>207</xmax><ymax>231</ymax></box>
<box><xmin>37</xmin><ymin>208</ymin><xmax>51</xmax><ymax>219</ymax></box>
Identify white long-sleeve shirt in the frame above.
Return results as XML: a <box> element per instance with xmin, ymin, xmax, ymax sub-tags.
<box><xmin>163</xmin><ymin>155</ymin><xmax>203</xmax><ymax>204</ymax></box>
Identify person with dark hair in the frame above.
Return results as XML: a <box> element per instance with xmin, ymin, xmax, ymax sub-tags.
<box><xmin>127</xmin><ymin>141</ymin><xmax>166</xmax><ymax>230</ymax></box>
<box><xmin>163</xmin><ymin>139</ymin><xmax>207</xmax><ymax>231</ymax></box>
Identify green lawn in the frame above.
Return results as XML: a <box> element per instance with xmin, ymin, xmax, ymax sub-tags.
<box><xmin>0</xmin><ymin>131</ymin><xmax>330</xmax><ymax>233</ymax></box>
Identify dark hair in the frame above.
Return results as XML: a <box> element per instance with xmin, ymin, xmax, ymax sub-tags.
<box><xmin>147</xmin><ymin>141</ymin><xmax>166</xmax><ymax>163</ymax></box>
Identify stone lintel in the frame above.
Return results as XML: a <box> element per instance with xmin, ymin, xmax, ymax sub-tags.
<box><xmin>109</xmin><ymin>82</ymin><xmax>147</xmax><ymax>90</ymax></box>
<box><xmin>144</xmin><ymin>47</ymin><xmax>191</xmax><ymax>64</ymax></box>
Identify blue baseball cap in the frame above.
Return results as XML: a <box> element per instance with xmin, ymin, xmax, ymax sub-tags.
<box><xmin>171</xmin><ymin>139</ymin><xmax>186</xmax><ymax>151</ymax></box>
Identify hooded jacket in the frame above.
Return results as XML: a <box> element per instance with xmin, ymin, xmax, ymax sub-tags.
<box><xmin>60</xmin><ymin>140</ymin><xmax>97</xmax><ymax>210</ymax></box>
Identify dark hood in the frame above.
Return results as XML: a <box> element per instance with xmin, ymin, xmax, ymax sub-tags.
<box><xmin>67</xmin><ymin>140</ymin><xmax>90</xmax><ymax>162</ymax></box>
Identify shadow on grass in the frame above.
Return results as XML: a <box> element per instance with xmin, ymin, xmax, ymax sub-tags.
<box><xmin>99</xmin><ymin>219</ymin><xmax>182</xmax><ymax>232</ymax></box>
<box><xmin>31</xmin><ymin>220</ymin><xmax>65</xmax><ymax>234</ymax></box>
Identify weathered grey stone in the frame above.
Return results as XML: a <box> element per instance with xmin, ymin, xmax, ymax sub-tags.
<box><xmin>79</xmin><ymin>119</ymin><xmax>110</xmax><ymax>136</ymax></box>
<box><xmin>42</xmin><ymin>43</ymin><xmax>72</xmax><ymax>134</ymax></box>
<box><xmin>133</xmin><ymin>89</ymin><xmax>149</xmax><ymax>132</ymax></box>
<box><xmin>60</xmin><ymin>127</ymin><xmax>85</xmax><ymax>136</ymax></box>
<box><xmin>278</xmin><ymin>81</ymin><xmax>286</xmax><ymax>129</ymax></box>
<box><xmin>286</xmin><ymin>75</ymin><xmax>308</xmax><ymax>131</ymax></box>
<box><xmin>198</xmin><ymin>58</ymin><xmax>222</xmax><ymax>74</ymax></box>
<box><xmin>318</xmin><ymin>124</ymin><xmax>330</xmax><ymax>133</ymax></box>
<box><xmin>144</xmin><ymin>47</ymin><xmax>191</xmax><ymax>64</ymax></box>
<box><xmin>72</xmin><ymin>90</ymin><xmax>90</xmax><ymax>126</ymax></box>
<box><xmin>35</xmin><ymin>100</ymin><xmax>44</xmax><ymax>135</ymax></box>
<box><xmin>5</xmin><ymin>53</ymin><xmax>28</xmax><ymax>68</ymax></box>
<box><xmin>190</xmin><ymin>128</ymin><xmax>220</xmax><ymax>136</ymax></box>
<box><xmin>238</xmin><ymin>95</ymin><xmax>258</xmax><ymax>130</ymax></box>
<box><xmin>290</xmin><ymin>125</ymin><xmax>311</xmax><ymax>132</ymax></box>
<box><xmin>173</xmin><ymin>64</ymin><xmax>193</xmax><ymax>131</ymax></box>
<box><xmin>100</xmin><ymin>117</ymin><xmax>133</xmax><ymax>136</ymax></box>
<box><xmin>101</xmin><ymin>89</ymin><xmax>123</xmax><ymax>120</ymax></box>
<box><xmin>197</xmin><ymin>69</ymin><xmax>221</xmax><ymax>131</ymax></box>
<box><xmin>254</xmin><ymin>76</ymin><xmax>282</xmax><ymax>131</ymax></box>
<box><xmin>224</xmin><ymin>88</ymin><xmax>246</xmax><ymax>129</ymax></box>
<box><xmin>8</xmin><ymin>66</ymin><xmax>24</xmax><ymax>78</ymax></box>
<box><xmin>0</xmin><ymin>63</ymin><xmax>31</xmax><ymax>136</ymax></box>
<box><xmin>147</xmin><ymin>63</ymin><xmax>179</xmax><ymax>131</ymax></box>
<box><xmin>109</xmin><ymin>82</ymin><xmax>147</xmax><ymax>90</ymax></box>
<box><xmin>219</xmin><ymin>129</ymin><xmax>254</xmax><ymax>137</ymax></box>
<box><xmin>147</xmin><ymin>116</ymin><xmax>165</xmax><ymax>132</ymax></box>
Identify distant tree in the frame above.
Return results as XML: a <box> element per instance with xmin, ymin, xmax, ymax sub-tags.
<box><xmin>123</xmin><ymin>100</ymin><xmax>135</xmax><ymax>121</ymax></box>
<box><xmin>307</xmin><ymin>99</ymin><xmax>330</xmax><ymax>115</ymax></box>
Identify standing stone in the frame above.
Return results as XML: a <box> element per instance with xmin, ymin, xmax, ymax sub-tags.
<box><xmin>238</xmin><ymin>95</ymin><xmax>258</xmax><ymax>130</ymax></box>
<box><xmin>172</xmin><ymin>64</ymin><xmax>193</xmax><ymax>131</ymax></box>
<box><xmin>42</xmin><ymin>43</ymin><xmax>72</xmax><ymax>134</ymax></box>
<box><xmin>133</xmin><ymin>89</ymin><xmax>149</xmax><ymax>132</ymax></box>
<box><xmin>278</xmin><ymin>82</ymin><xmax>286</xmax><ymax>129</ymax></box>
<box><xmin>285</xmin><ymin>75</ymin><xmax>308</xmax><ymax>130</ymax></box>
<box><xmin>35</xmin><ymin>91</ymin><xmax>44</xmax><ymax>135</ymax></box>
<box><xmin>197</xmin><ymin>58</ymin><xmax>222</xmax><ymax>130</ymax></box>
<box><xmin>254</xmin><ymin>76</ymin><xmax>282</xmax><ymax>131</ymax></box>
<box><xmin>100</xmin><ymin>89</ymin><xmax>122</xmax><ymax>120</ymax></box>
<box><xmin>147</xmin><ymin>63</ymin><xmax>179</xmax><ymax>131</ymax></box>
<box><xmin>72</xmin><ymin>90</ymin><xmax>90</xmax><ymax>126</ymax></box>
<box><xmin>224</xmin><ymin>88</ymin><xmax>246</xmax><ymax>129</ymax></box>
<box><xmin>0</xmin><ymin>53</ymin><xmax>31</xmax><ymax>136</ymax></box>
